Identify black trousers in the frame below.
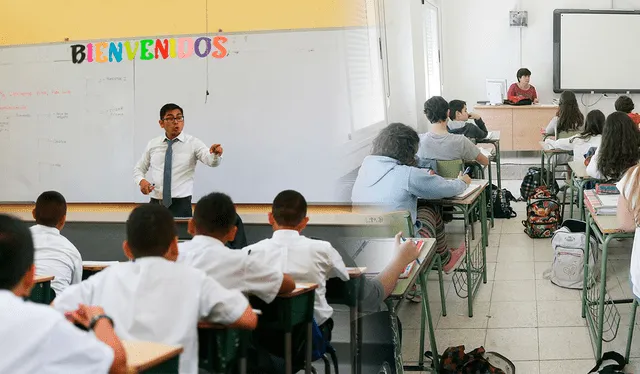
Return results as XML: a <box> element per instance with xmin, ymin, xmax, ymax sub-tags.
<box><xmin>150</xmin><ymin>196</ymin><xmax>247</xmax><ymax>249</ymax></box>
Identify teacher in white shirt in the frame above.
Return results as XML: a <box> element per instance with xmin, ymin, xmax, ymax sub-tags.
<box><xmin>133</xmin><ymin>103</ymin><xmax>223</xmax><ymax>218</ymax></box>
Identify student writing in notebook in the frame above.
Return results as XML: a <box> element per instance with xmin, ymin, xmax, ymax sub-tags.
<box><xmin>0</xmin><ymin>214</ymin><xmax>127</xmax><ymax>374</ymax></box>
<box><xmin>544</xmin><ymin>109</ymin><xmax>604</xmax><ymax>165</ymax></box>
<box><xmin>587</xmin><ymin>111</ymin><xmax>640</xmax><ymax>180</ymax></box>
<box><xmin>29</xmin><ymin>191</ymin><xmax>83</xmax><ymax>298</ymax></box>
<box><xmin>245</xmin><ymin>190</ymin><xmax>350</xmax><ymax>342</ymax></box>
<box><xmin>52</xmin><ymin>204</ymin><xmax>257</xmax><ymax>374</ymax></box>
<box><xmin>178</xmin><ymin>192</ymin><xmax>295</xmax><ymax>302</ymax></box>
<box><xmin>351</xmin><ymin>122</ymin><xmax>470</xmax><ymax>273</ymax></box>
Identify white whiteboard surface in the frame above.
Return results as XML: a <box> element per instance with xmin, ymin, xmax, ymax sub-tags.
<box><xmin>560</xmin><ymin>12</ymin><xmax>640</xmax><ymax>92</ymax></box>
<box><xmin>0</xmin><ymin>30</ymin><xmax>357</xmax><ymax>203</ymax></box>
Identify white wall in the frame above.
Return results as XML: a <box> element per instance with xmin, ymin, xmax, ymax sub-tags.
<box><xmin>441</xmin><ymin>0</ymin><xmax>640</xmax><ymax>116</ymax></box>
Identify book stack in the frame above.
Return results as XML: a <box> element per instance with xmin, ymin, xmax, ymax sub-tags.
<box><xmin>584</xmin><ymin>189</ymin><xmax>619</xmax><ymax>215</ymax></box>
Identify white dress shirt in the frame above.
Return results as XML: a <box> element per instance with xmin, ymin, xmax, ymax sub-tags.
<box><xmin>53</xmin><ymin>257</ymin><xmax>249</xmax><ymax>374</ymax></box>
<box><xmin>245</xmin><ymin>230</ymin><xmax>350</xmax><ymax>325</ymax></box>
<box><xmin>133</xmin><ymin>132</ymin><xmax>222</xmax><ymax>200</ymax></box>
<box><xmin>178</xmin><ymin>235</ymin><xmax>284</xmax><ymax>303</ymax></box>
<box><xmin>30</xmin><ymin>224</ymin><xmax>83</xmax><ymax>295</ymax></box>
<box><xmin>0</xmin><ymin>290</ymin><xmax>113</xmax><ymax>374</ymax></box>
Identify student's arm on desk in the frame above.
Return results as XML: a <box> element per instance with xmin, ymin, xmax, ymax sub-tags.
<box><xmin>50</xmin><ymin>271</ymin><xmax>97</xmax><ymax>310</ymax></box>
<box><xmin>376</xmin><ymin>233</ymin><xmax>420</xmax><ymax>298</ymax></box>
<box><xmin>462</xmin><ymin>137</ymin><xmax>489</xmax><ymax>166</ymax></box>
<box><xmin>279</xmin><ymin>274</ymin><xmax>296</xmax><ymax>295</ymax></box>
<box><xmin>407</xmin><ymin>169</ymin><xmax>468</xmax><ymax>199</ymax></box>
<box><xmin>545</xmin><ymin>117</ymin><xmax>558</xmax><ymax>136</ymax></box>
<box><xmin>586</xmin><ymin>148</ymin><xmax>603</xmax><ymax>179</ymax></box>
<box><xmin>200</xmin><ymin>276</ymin><xmax>257</xmax><ymax>330</ymax></box>
<box><xmin>325</xmin><ymin>243</ymin><xmax>350</xmax><ymax>281</ymax></box>
<box><xmin>64</xmin><ymin>304</ymin><xmax>128</xmax><ymax>374</ymax></box>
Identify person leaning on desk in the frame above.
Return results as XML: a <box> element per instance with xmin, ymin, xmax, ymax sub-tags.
<box><xmin>334</xmin><ymin>233</ymin><xmax>422</xmax><ymax>369</ymax></box>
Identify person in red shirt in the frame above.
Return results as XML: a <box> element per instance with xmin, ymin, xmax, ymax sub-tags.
<box><xmin>615</xmin><ymin>95</ymin><xmax>640</xmax><ymax>126</ymax></box>
<box><xmin>507</xmin><ymin>68</ymin><xmax>539</xmax><ymax>103</ymax></box>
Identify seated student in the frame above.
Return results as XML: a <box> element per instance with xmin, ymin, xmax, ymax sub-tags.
<box><xmin>0</xmin><ymin>214</ymin><xmax>127</xmax><ymax>374</ymax></box>
<box><xmin>178</xmin><ymin>192</ymin><xmax>295</xmax><ymax>302</ymax></box>
<box><xmin>544</xmin><ymin>91</ymin><xmax>584</xmax><ymax>136</ymax></box>
<box><xmin>245</xmin><ymin>190</ymin><xmax>349</xmax><ymax>340</ymax></box>
<box><xmin>350</xmin><ymin>122</ymin><xmax>470</xmax><ymax>272</ymax></box>
<box><xmin>53</xmin><ymin>204</ymin><xmax>257</xmax><ymax>374</ymax></box>
<box><xmin>617</xmin><ymin>164</ymin><xmax>640</xmax><ymax>300</ymax></box>
<box><xmin>29</xmin><ymin>191</ymin><xmax>83</xmax><ymax>297</ymax></box>
<box><xmin>418</xmin><ymin>96</ymin><xmax>489</xmax><ymax>167</ymax></box>
<box><xmin>615</xmin><ymin>95</ymin><xmax>640</xmax><ymax>126</ymax></box>
<box><xmin>447</xmin><ymin>99</ymin><xmax>489</xmax><ymax>139</ymax></box>
<box><xmin>587</xmin><ymin>111</ymin><xmax>640</xmax><ymax>180</ymax></box>
<box><xmin>544</xmin><ymin>109</ymin><xmax>605</xmax><ymax>164</ymax></box>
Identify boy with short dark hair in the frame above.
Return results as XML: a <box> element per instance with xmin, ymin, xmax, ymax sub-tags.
<box><xmin>0</xmin><ymin>214</ymin><xmax>127</xmax><ymax>374</ymax></box>
<box><xmin>53</xmin><ymin>204</ymin><xmax>257</xmax><ymax>374</ymax></box>
<box><xmin>447</xmin><ymin>99</ymin><xmax>489</xmax><ymax>139</ymax></box>
<box><xmin>178</xmin><ymin>192</ymin><xmax>296</xmax><ymax>302</ymax></box>
<box><xmin>30</xmin><ymin>191</ymin><xmax>83</xmax><ymax>296</ymax></box>
<box><xmin>246</xmin><ymin>190</ymin><xmax>350</xmax><ymax>340</ymax></box>
<box><xmin>615</xmin><ymin>95</ymin><xmax>640</xmax><ymax>125</ymax></box>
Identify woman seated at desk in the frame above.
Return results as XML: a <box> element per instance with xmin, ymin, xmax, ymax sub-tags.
<box><xmin>507</xmin><ymin>68</ymin><xmax>539</xmax><ymax>104</ymax></box>
<box><xmin>350</xmin><ymin>122</ymin><xmax>471</xmax><ymax>272</ymax></box>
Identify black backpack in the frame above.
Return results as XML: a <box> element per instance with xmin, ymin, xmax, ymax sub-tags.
<box><xmin>520</xmin><ymin>166</ymin><xmax>559</xmax><ymax>200</ymax></box>
<box><xmin>489</xmin><ymin>185</ymin><xmax>517</xmax><ymax>219</ymax></box>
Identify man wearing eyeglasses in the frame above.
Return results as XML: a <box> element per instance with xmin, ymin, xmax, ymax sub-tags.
<box><xmin>133</xmin><ymin>103</ymin><xmax>224</xmax><ymax>218</ymax></box>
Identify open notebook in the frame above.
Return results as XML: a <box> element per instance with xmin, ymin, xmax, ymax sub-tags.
<box><xmin>353</xmin><ymin>238</ymin><xmax>425</xmax><ymax>279</ymax></box>
<box><xmin>485</xmin><ymin>131</ymin><xmax>499</xmax><ymax>140</ymax></box>
<box><xmin>453</xmin><ymin>183</ymin><xmax>482</xmax><ymax>199</ymax></box>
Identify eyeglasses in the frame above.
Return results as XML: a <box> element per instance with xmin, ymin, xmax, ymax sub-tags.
<box><xmin>163</xmin><ymin>116</ymin><xmax>184</xmax><ymax>123</ymax></box>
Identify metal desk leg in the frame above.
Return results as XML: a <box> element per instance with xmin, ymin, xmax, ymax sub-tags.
<box><xmin>306</xmin><ymin>322</ymin><xmax>312</xmax><ymax>374</ymax></box>
<box><xmin>495</xmin><ymin>141</ymin><xmax>502</xmax><ymax>190</ymax></box>
<box><xmin>579</xmin><ymin>180</ymin><xmax>586</xmax><ymax>221</ymax></box>
<box><xmin>540</xmin><ymin>151</ymin><xmax>545</xmax><ymax>186</ymax></box>
<box><xmin>464</xmin><ymin>206</ymin><xmax>473</xmax><ymax>318</ymax></box>
<box><xmin>487</xmin><ymin>160</ymin><xmax>494</xmax><ymax>228</ymax></box>
<box><xmin>582</xmin><ymin>212</ymin><xmax>592</xmax><ymax>319</ymax></box>
<box><xmin>595</xmin><ymin>234</ymin><xmax>614</xmax><ymax>361</ymax></box>
<box><xmin>480</xmin><ymin>191</ymin><xmax>488</xmax><ymax>283</ymax></box>
<box><xmin>569</xmin><ymin>174</ymin><xmax>576</xmax><ymax>219</ymax></box>
<box><xmin>419</xmin><ymin>270</ymin><xmax>439</xmax><ymax>372</ymax></box>
<box><xmin>285</xmin><ymin>331</ymin><xmax>292</xmax><ymax>374</ymax></box>
<box><xmin>386</xmin><ymin>299</ymin><xmax>404</xmax><ymax>374</ymax></box>
<box><xmin>436</xmin><ymin>255</ymin><xmax>447</xmax><ymax>317</ymax></box>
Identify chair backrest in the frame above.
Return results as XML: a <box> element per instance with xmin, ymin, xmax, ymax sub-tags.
<box><xmin>436</xmin><ymin>159</ymin><xmax>464</xmax><ymax>178</ymax></box>
<box><xmin>556</xmin><ymin>130</ymin><xmax>582</xmax><ymax>140</ymax></box>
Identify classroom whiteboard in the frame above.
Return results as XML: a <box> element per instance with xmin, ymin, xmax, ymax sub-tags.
<box><xmin>553</xmin><ymin>9</ymin><xmax>640</xmax><ymax>93</ymax></box>
<box><xmin>0</xmin><ymin>30</ymin><xmax>357</xmax><ymax>203</ymax></box>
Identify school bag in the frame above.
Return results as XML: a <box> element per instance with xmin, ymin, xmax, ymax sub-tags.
<box><xmin>522</xmin><ymin>186</ymin><xmax>562</xmax><ymax>239</ymax></box>
<box><xmin>543</xmin><ymin>219</ymin><xmax>599</xmax><ymax>289</ymax></box>
<box><xmin>520</xmin><ymin>166</ymin><xmax>559</xmax><ymax>200</ymax></box>
<box><xmin>489</xmin><ymin>184</ymin><xmax>517</xmax><ymax>219</ymax></box>
<box><xmin>588</xmin><ymin>351</ymin><xmax>626</xmax><ymax>374</ymax></box>
<box><xmin>424</xmin><ymin>345</ymin><xmax>515</xmax><ymax>374</ymax></box>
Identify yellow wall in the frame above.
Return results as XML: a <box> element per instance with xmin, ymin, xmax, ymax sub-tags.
<box><xmin>0</xmin><ymin>0</ymin><xmax>363</xmax><ymax>46</ymax></box>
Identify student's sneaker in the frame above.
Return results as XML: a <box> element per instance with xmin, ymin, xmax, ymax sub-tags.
<box><xmin>406</xmin><ymin>284</ymin><xmax>422</xmax><ymax>303</ymax></box>
<box><xmin>443</xmin><ymin>245</ymin><xmax>466</xmax><ymax>274</ymax></box>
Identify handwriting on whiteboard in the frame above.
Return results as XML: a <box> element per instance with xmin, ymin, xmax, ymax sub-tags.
<box><xmin>0</xmin><ymin>90</ymin><xmax>71</xmax><ymax>99</ymax></box>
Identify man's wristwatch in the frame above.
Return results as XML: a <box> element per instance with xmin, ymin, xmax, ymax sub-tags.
<box><xmin>89</xmin><ymin>314</ymin><xmax>114</xmax><ymax>330</ymax></box>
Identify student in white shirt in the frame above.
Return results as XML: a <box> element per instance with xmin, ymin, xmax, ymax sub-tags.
<box><xmin>0</xmin><ymin>214</ymin><xmax>127</xmax><ymax>374</ymax></box>
<box><xmin>246</xmin><ymin>190</ymin><xmax>350</xmax><ymax>341</ymax></box>
<box><xmin>29</xmin><ymin>191</ymin><xmax>83</xmax><ymax>297</ymax></box>
<box><xmin>544</xmin><ymin>109</ymin><xmax>604</xmax><ymax>165</ymax></box>
<box><xmin>617</xmin><ymin>164</ymin><xmax>640</xmax><ymax>299</ymax></box>
<box><xmin>178</xmin><ymin>192</ymin><xmax>295</xmax><ymax>302</ymax></box>
<box><xmin>586</xmin><ymin>112</ymin><xmax>640</xmax><ymax>180</ymax></box>
<box><xmin>53</xmin><ymin>204</ymin><xmax>257</xmax><ymax>374</ymax></box>
<box><xmin>543</xmin><ymin>90</ymin><xmax>584</xmax><ymax>136</ymax></box>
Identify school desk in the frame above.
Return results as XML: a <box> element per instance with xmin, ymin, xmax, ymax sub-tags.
<box><xmin>82</xmin><ymin>261</ymin><xmax>119</xmax><ymax>280</ymax></box>
<box><xmin>568</xmin><ymin>160</ymin><xmax>603</xmax><ymax>221</ymax></box>
<box><xmin>351</xmin><ymin>237</ymin><xmax>438</xmax><ymax>373</ymax></box>
<box><xmin>197</xmin><ymin>321</ymin><xmax>249</xmax><ymax>374</ymax></box>
<box><xmin>326</xmin><ymin>267</ymin><xmax>367</xmax><ymax>374</ymax></box>
<box><xmin>474</xmin><ymin>104</ymin><xmax>558</xmax><ymax>151</ymax></box>
<box><xmin>122</xmin><ymin>340</ymin><xmax>183</xmax><ymax>373</ymax></box>
<box><xmin>423</xmin><ymin>179</ymin><xmax>489</xmax><ymax>318</ymax></box>
<box><xmin>29</xmin><ymin>275</ymin><xmax>54</xmax><ymax>304</ymax></box>
<box><xmin>250</xmin><ymin>283</ymin><xmax>318</xmax><ymax>374</ymax></box>
<box><xmin>475</xmin><ymin>131</ymin><xmax>502</xmax><ymax>190</ymax></box>
<box><xmin>581</xmin><ymin>196</ymin><xmax>636</xmax><ymax>361</ymax></box>
<box><xmin>539</xmin><ymin>141</ymin><xmax>573</xmax><ymax>190</ymax></box>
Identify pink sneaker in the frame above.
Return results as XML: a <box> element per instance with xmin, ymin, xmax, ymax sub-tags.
<box><xmin>443</xmin><ymin>245</ymin><xmax>466</xmax><ymax>274</ymax></box>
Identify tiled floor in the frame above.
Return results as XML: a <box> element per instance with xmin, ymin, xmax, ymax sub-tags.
<box><xmin>395</xmin><ymin>180</ymin><xmax>638</xmax><ymax>374</ymax></box>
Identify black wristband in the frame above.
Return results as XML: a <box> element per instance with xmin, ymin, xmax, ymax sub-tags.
<box><xmin>89</xmin><ymin>314</ymin><xmax>114</xmax><ymax>331</ymax></box>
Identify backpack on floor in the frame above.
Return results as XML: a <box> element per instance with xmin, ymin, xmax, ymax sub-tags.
<box><xmin>489</xmin><ymin>184</ymin><xmax>517</xmax><ymax>219</ymax></box>
<box><xmin>520</xmin><ymin>166</ymin><xmax>559</xmax><ymax>200</ymax></box>
<box><xmin>544</xmin><ymin>219</ymin><xmax>599</xmax><ymax>289</ymax></box>
<box><xmin>588</xmin><ymin>351</ymin><xmax>626</xmax><ymax>374</ymax></box>
<box><xmin>425</xmin><ymin>345</ymin><xmax>515</xmax><ymax>374</ymax></box>
<box><xmin>522</xmin><ymin>186</ymin><xmax>562</xmax><ymax>238</ymax></box>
